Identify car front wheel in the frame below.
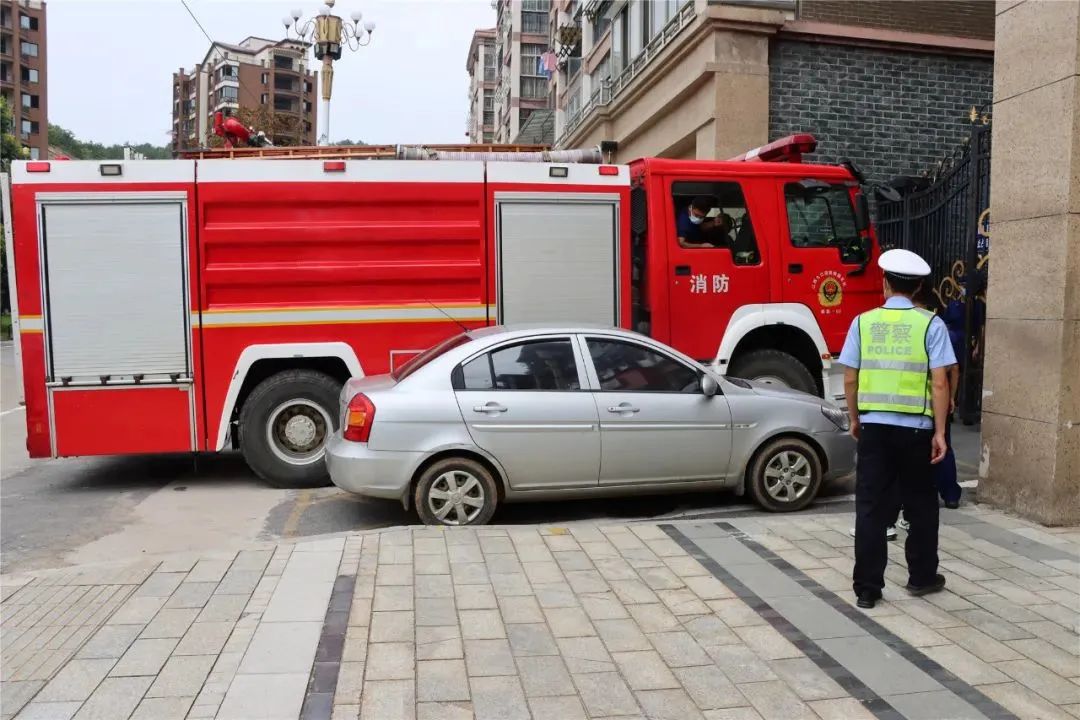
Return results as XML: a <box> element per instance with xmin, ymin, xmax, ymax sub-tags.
<box><xmin>415</xmin><ymin>458</ymin><xmax>499</xmax><ymax>526</ymax></box>
<box><xmin>747</xmin><ymin>437</ymin><xmax>822</xmax><ymax>512</ymax></box>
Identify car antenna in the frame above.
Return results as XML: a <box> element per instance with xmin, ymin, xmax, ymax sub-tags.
<box><xmin>422</xmin><ymin>299</ymin><xmax>471</xmax><ymax>334</ymax></box>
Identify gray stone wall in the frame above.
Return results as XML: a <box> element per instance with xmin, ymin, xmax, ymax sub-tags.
<box><xmin>768</xmin><ymin>40</ymin><xmax>993</xmax><ymax>182</ymax></box>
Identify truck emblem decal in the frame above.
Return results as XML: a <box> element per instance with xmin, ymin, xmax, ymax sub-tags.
<box><xmin>812</xmin><ymin>270</ymin><xmax>846</xmax><ymax>312</ymax></box>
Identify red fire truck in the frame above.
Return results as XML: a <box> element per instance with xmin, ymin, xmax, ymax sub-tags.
<box><xmin>4</xmin><ymin>135</ymin><xmax>882</xmax><ymax>487</ymax></box>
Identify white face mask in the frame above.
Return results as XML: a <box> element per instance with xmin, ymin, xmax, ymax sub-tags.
<box><xmin>688</xmin><ymin>212</ymin><xmax>704</xmax><ymax>225</ymax></box>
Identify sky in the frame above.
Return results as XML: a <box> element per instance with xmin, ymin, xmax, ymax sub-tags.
<box><xmin>46</xmin><ymin>0</ymin><xmax>496</xmax><ymax>147</ymax></box>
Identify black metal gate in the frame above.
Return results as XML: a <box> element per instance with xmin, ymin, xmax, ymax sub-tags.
<box><xmin>874</xmin><ymin>120</ymin><xmax>990</xmax><ymax>425</ymax></box>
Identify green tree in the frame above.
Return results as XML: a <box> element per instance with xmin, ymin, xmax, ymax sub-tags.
<box><xmin>47</xmin><ymin>123</ymin><xmax>170</xmax><ymax>160</ymax></box>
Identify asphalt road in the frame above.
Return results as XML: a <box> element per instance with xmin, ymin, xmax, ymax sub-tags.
<box><xmin>1</xmin><ymin>341</ymin><xmax>977</xmax><ymax>576</ymax></box>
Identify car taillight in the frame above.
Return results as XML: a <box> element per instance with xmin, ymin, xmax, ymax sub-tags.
<box><xmin>343</xmin><ymin>393</ymin><xmax>376</xmax><ymax>442</ymax></box>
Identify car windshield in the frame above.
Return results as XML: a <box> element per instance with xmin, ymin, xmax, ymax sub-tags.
<box><xmin>391</xmin><ymin>332</ymin><xmax>472</xmax><ymax>382</ymax></box>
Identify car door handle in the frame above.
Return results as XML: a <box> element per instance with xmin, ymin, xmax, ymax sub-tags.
<box><xmin>607</xmin><ymin>404</ymin><xmax>640</xmax><ymax>414</ymax></box>
<box><xmin>473</xmin><ymin>403</ymin><xmax>508</xmax><ymax>414</ymax></box>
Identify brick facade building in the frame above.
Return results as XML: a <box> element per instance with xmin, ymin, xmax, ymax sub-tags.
<box><xmin>550</xmin><ymin>0</ymin><xmax>994</xmax><ymax>179</ymax></box>
<box><xmin>769</xmin><ymin>0</ymin><xmax>994</xmax><ymax>182</ymax></box>
<box><xmin>769</xmin><ymin>42</ymin><xmax>993</xmax><ymax>182</ymax></box>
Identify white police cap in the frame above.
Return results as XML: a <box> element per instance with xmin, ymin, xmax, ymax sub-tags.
<box><xmin>878</xmin><ymin>248</ymin><xmax>931</xmax><ymax>279</ymax></box>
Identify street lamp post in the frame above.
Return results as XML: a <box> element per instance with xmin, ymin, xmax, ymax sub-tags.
<box><xmin>284</xmin><ymin>0</ymin><xmax>375</xmax><ymax>145</ymax></box>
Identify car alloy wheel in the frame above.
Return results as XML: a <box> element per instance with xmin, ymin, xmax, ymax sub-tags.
<box><xmin>763</xmin><ymin>450</ymin><xmax>812</xmax><ymax>503</ymax></box>
<box><xmin>747</xmin><ymin>437</ymin><xmax>822</xmax><ymax>513</ymax></box>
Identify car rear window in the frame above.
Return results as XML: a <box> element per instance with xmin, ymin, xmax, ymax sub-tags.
<box><xmin>391</xmin><ymin>333</ymin><xmax>472</xmax><ymax>382</ymax></box>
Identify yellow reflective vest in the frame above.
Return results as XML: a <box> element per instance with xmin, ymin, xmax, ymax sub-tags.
<box><xmin>856</xmin><ymin>306</ymin><xmax>934</xmax><ymax>416</ymax></box>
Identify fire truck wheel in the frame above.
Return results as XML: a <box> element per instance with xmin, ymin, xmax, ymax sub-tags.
<box><xmin>415</xmin><ymin>458</ymin><xmax>498</xmax><ymax>526</ymax></box>
<box><xmin>239</xmin><ymin>370</ymin><xmax>342</xmax><ymax>488</ymax></box>
<box><xmin>747</xmin><ymin>437</ymin><xmax>822</xmax><ymax>513</ymax></box>
<box><xmin>729</xmin><ymin>350</ymin><xmax>818</xmax><ymax>395</ymax></box>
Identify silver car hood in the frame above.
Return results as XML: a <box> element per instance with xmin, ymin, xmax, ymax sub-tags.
<box><xmin>745</xmin><ymin>381</ymin><xmax>824</xmax><ymax>405</ymax></box>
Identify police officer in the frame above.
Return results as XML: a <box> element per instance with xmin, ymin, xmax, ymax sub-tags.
<box><xmin>839</xmin><ymin>249</ymin><xmax>955</xmax><ymax>609</ymax></box>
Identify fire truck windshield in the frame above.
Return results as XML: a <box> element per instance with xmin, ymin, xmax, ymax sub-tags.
<box><xmin>783</xmin><ymin>183</ymin><xmax>865</xmax><ymax>264</ymax></box>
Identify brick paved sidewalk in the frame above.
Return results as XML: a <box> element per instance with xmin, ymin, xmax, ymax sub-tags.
<box><xmin>2</xmin><ymin>505</ymin><xmax>1077</xmax><ymax>720</ymax></box>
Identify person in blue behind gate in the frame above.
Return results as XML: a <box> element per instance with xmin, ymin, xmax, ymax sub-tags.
<box><xmin>839</xmin><ymin>249</ymin><xmax>955</xmax><ymax>609</ymax></box>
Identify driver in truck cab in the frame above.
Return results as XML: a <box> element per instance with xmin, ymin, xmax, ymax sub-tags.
<box><xmin>677</xmin><ymin>196</ymin><xmax>732</xmax><ymax>248</ymax></box>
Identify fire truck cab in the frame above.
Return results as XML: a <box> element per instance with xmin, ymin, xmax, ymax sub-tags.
<box><xmin>5</xmin><ymin>136</ymin><xmax>880</xmax><ymax>489</ymax></box>
<box><xmin>631</xmin><ymin>134</ymin><xmax>881</xmax><ymax>397</ymax></box>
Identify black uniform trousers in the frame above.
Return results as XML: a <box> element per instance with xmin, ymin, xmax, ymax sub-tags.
<box><xmin>853</xmin><ymin>423</ymin><xmax>940</xmax><ymax>597</ymax></box>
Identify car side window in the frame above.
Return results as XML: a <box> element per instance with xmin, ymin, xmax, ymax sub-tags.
<box><xmin>460</xmin><ymin>355</ymin><xmax>493</xmax><ymax>390</ymax></box>
<box><xmin>586</xmin><ymin>338</ymin><xmax>700</xmax><ymax>393</ymax></box>
<box><xmin>456</xmin><ymin>339</ymin><xmax>580</xmax><ymax>391</ymax></box>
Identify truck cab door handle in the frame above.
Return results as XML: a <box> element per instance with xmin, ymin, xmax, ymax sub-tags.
<box><xmin>473</xmin><ymin>402</ymin><xmax>508</xmax><ymax>414</ymax></box>
<box><xmin>674</xmin><ymin>265</ymin><xmax>691</xmax><ymax>276</ymax></box>
<box><xmin>788</xmin><ymin>263</ymin><xmax>803</xmax><ymax>274</ymax></box>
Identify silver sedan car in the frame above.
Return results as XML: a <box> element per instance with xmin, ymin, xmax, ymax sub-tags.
<box><xmin>326</xmin><ymin>326</ymin><xmax>855</xmax><ymax>526</ymax></box>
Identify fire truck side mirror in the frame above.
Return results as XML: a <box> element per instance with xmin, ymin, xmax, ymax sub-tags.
<box><xmin>853</xmin><ymin>192</ymin><xmax>871</xmax><ymax>234</ymax></box>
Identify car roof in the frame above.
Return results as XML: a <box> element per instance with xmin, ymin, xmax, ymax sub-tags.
<box><xmin>466</xmin><ymin>323</ymin><xmax>639</xmax><ymax>340</ymax></box>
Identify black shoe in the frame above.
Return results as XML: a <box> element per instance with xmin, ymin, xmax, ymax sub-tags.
<box><xmin>856</xmin><ymin>591</ymin><xmax>880</xmax><ymax>609</ymax></box>
<box><xmin>944</xmin><ymin>500</ymin><xmax>960</xmax><ymax>509</ymax></box>
<box><xmin>905</xmin><ymin>574</ymin><xmax>946</xmax><ymax>596</ymax></box>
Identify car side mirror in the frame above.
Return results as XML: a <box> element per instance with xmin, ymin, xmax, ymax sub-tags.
<box><xmin>701</xmin><ymin>373</ymin><xmax>719</xmax><ymax>398</ymax></box>
<box><xmin>854</xmin><ymin>192</ymin><xmax>870</xmax><ymax>234</ymax></box>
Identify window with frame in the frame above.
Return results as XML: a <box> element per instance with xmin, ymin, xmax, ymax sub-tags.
<box><xmin>784</xmin><ymin>183</ymin><xmax>864</xmax><ymax>263</ymax></box>
<box><xmin>672</xmin><ymin>181</ymin><xmax>761</xmax><ymax>265</ymax></box>
<box><xmin>21</xmin><ymin>92</ymin><xmax>37</xmax><ymax>108</ymax></box>
<box><xmin>520</xmin><ymin>76</ymin><xmax>548</xmax><ymax>99</ymax></box>
<box><xmin>521</xmin><ymin>43</ymin><xmax>544</xmax><ymax>77</ymax></box>
<box><xmin>587</xmin><ymin>339</ymin><xmax>700</xmax><ymax>393</ymax></box>
<box><xmin>456</xmin><ymin>339</ymin><xmax>580</xmax><ymax>391</ymax></box>
<box><xmin>21</xmin><ymin>41</ymin><xmax>37</xmax><ymax>57</ymax></box>
<box><xmin>20</xmin><ymin>14</ymin><xmax>37</xmax><ymax>31</ymax></box>
<box><xmin>218</xmin><ymin>86</ymin><xmax>238</xmax><ymax>102</ymax></box>
<box><xmin>592</xmin><ymin>1</ymin><xmax>612</xmax><ymax>42</ymax></box>
<box><xmin>522</xmin><ymin>11</ymin><xmax>546</xmax><ymax>33</ymax></box>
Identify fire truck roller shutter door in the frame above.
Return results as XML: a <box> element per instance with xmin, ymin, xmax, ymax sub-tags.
<box><xmin>42</xmin><ymin>201</ymin><xmax>190</xmax><ymax>382</ymax></box>
<box><xmin>496</xmin><ymin>197</ymin><xmax>619</xmax><ymax>326</ymax></box>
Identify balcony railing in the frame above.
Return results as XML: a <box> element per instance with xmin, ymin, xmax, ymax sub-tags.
<box><xmin>559</xmin><ymin>0</ymin><xmax>695</xmax><ymax>143</ymax></box>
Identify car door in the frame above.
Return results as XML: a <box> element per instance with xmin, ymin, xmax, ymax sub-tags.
<box><xmin>453</xmin><ymin>336</ymin><xmax>601</xmax><ymax>490</ymax></box>
<box><xmin>582</xmin><ymin>335</ymin><xmax>733</xmax><ymax>485</ymax></box>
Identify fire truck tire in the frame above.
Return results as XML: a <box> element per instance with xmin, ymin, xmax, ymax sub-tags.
<box><xmin>238</xmin><ymin>370</ymin><xmax>342</xmax><ymax>489</ymax></box>
<box><xmin>728</xmin><ymin>350</ymin><xmax>817</xmax><ymax>395</ymax></box>
<box><xmin>746</xmin><ymin>437</ymin><xmax>823</xmax><ymax>513</ymax></box>
<box><xmin>415</xmin><ymin>458</ymin><xmax>499</xmax><ymax>527</ymax></box>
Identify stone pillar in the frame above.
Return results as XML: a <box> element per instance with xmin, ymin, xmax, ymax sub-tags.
<box><xmin>978</xmin><ymin>0</ymin><xmax>1079</xmax><ymax>525</ymax></box>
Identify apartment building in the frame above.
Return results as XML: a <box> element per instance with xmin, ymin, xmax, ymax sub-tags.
<box><xmin>551</xmin><ymin>0</ymin><xmax>994</xmax><ymax>182</ymax></box>
<box><xmin>172</xmin><ymin>36</ymin><xmax>316</xmax><ymax>153</ymax></box>
<box><xmin>491</xmin><ymin>0</ymin><xmax>552</xmax><ymax>144</ymax></box>
<box><xmin>0</xmin><ymin>0</ymin><xmax>47</xmax><ymax>160</ymax></box>
<box><xmin>465</xmin><ymin>28</ymin><xmax>497</xmax><ymax>143</ymax></box>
